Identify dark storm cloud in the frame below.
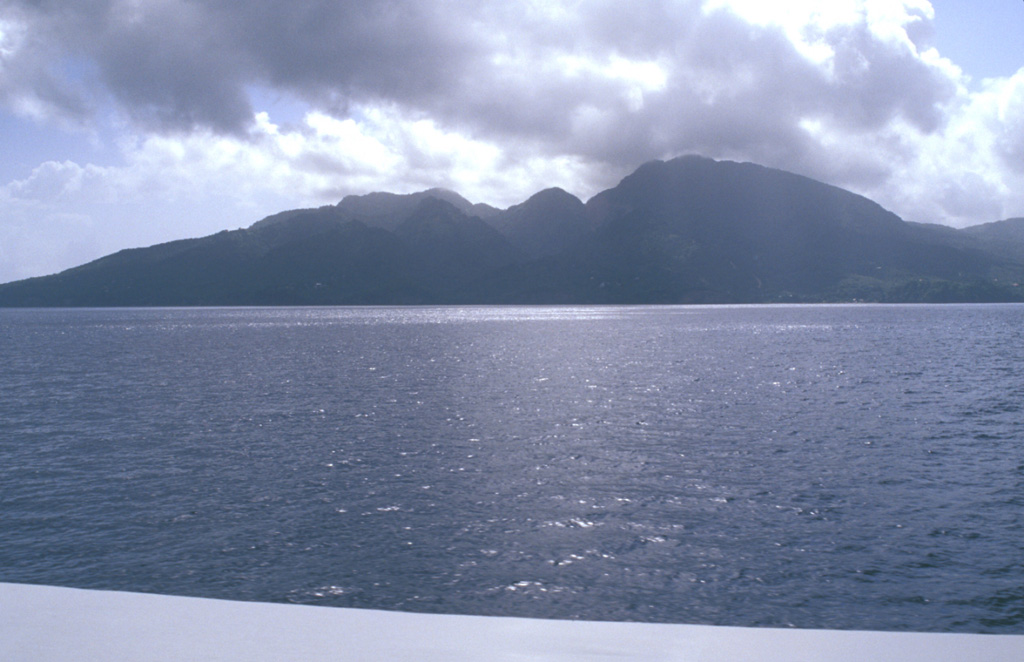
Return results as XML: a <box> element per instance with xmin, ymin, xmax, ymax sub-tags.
<box><xmin>93</xmin><ymin>2</ymin><xmax>253</xmax><ymax>132</ymax></box>
<box><xmin>222</xmin><ymin>1</ymin><xmax>487</xmax><ymax>101</ymax></box>
<box><xmin>0</xmin><ymin>0</ymin><xmax>93</xmax><ymax>124</ymax></box>
<box><xmin>0</xmin><ymin>0</ymin><xmax>963</xmax><ymax>176</ymax></box>
<box><xmin>4</xmin><ymin>0</ymin><xmax>507</xmax><ymax>134</ymax></box>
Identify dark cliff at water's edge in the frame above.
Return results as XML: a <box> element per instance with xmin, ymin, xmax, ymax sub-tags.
<box><xmin>2</xmin><ymin>155</ymin><xmax>1024</xmax><ymax>306</ymax></box>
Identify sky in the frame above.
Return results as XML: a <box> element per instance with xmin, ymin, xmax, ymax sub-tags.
<box><xmin>1</xmin><ymin>0</ymin><xmax>1023</xmax><ymax>283</ymax></box>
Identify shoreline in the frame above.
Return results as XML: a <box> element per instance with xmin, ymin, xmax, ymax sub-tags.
<box><xmin>4</xmin><ymin>583</ymin><xmax>1024</xmax><ymax>661</ymax></box>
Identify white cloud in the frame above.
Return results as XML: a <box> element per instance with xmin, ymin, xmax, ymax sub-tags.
<box><xmin>881</xmin><ymin>69</ymin><xmax>1024</xmax><ymax>226</ymax></box>
<box><xmin>705</xmin><ymin>0</ymin><xmax>935</xmax><ymax>56</ymax></box>
<box><xmin>0</xmin><ymin>102</ymin><xmax>603</xmax><ymax>282</ymax></box>
<box><xmin>0</xmin><ymin>15</ymin><xmax>21</xmax><ymax>59</ymax></box>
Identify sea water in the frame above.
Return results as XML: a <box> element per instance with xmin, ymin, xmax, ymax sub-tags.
<box><xmin>1</xmin><ymin>304</ymin><xmax>1022</xmax><ymax>633</ymax></box>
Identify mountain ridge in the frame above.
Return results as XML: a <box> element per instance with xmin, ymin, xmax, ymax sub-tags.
<box><xmin>2</xmin><ymin>155</ymin><xmax>1023</xmax><ymax>306</ymax></box>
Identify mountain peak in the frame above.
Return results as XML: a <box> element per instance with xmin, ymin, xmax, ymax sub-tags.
<box><xmin>525</xmin><ymin>187</ymin><xmax>580</xmax><ymax>203</ymax></box>
<box><xmin>4</xmin><ymin>155</ymin><xmax>1024</xmax><ymax>305</ymax></box>
<box><xmin>489</xmin><ymin>187</ymin><xmax>588</xmax><ymax>259</ymax></box>
<box><xmin>336</xmin><ymin>188</ymin><xmax>499</xmax><ymax>230</ymax></box>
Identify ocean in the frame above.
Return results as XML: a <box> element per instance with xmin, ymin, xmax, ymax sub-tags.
<box><xmin>1</xmin><ymin>304</ymin><xmax>1022</xmax><ymax>633</ymax></box>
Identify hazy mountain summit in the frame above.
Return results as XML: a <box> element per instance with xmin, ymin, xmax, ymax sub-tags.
<box><xmin>249</xmin><ymin>188</ymin><xmax>500</xmax><ymax>234</ymax></box>
<box><xmin>962</xmin><ymin>218</ymin><xmax>1024</xmax><ymax>262</ymax></box>
<box><xmin>2</xmin><ymin>156</ymin><xmax>1023</xmax><ymax>306</ymax></box>
<box><xmin>567</xmin><ymin>156</ymin><xmax>1013</xmax><ymax>302</ymax></box>
<box><xmin>489</xmin><ymin>188</ymin><xmax>589</xmax><ymax>258</ymax></box>
<box><xmin>335</xmin><ymin>188</ymin><xmax>500</xmax><ymax>231</ymax></box>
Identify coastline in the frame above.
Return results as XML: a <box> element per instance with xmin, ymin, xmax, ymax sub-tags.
<box><xmin>3</xmin><ymin>583</ymin><xmax>1023</xmax><ymax>661</ymax></box>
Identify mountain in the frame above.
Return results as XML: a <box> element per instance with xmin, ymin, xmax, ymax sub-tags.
<box><xmin>0</xmin><ymin>217</ymin><xmax>426</xmax><ymax>306</ymax></box>
<box><xmin>251</xmin><ymin>188</ymin><xmax>500</xmax><ymax>232</ymax></box>
<box><xmin>559</xmin><ymin>156</ymin><xmax>1022</xmax><ymax>303</ymax></box>
<box><xmin>338</xmin><ymin>187</ymin><xmax>501</xmax><ymax>225</ymax></box>
<box><xmin>391</xmin><ymin>197</ymin><xmax>521</xmax><ymax>299</ymax></box>
<box><xmin>2</xmin><ymin>156</ymin><xmax>1023</xmax><ymax>306</ymax></box>
<box><xmin>961</xmin><ymin>218</ymin><xmax>1024</xmax><ymax>263</ymax></box>
<box><xmin>488</xmin><ymin>188</ymin><xmax>589</xmax><ymax>259</ymax></box>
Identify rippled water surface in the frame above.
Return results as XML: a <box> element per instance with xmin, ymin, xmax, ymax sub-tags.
<box><xmin>2</xmin><ymin>304</ymin><xmax>1023</xmax><ymax>632</ymax></box>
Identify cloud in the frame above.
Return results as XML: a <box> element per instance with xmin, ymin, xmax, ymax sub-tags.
<box><xmin>0</xmin><ymin>6</ymin><xmax>93</xmax><ymax>126</ymax></box>
<box><xmin>1</xmin><ymin>0</ymin><xmax>1024</xmax><ymax>282</ymax></box>
<box><xmin>879</xmin><ymin>69</ymin><xmax>1024</xmax><ymax>226</ymax></box>
<box><xmin>1</xmin><ymin>1</ymin><xmax>959</xmax><ymax>144</ymax></box>
<box><xmin>0</xmin><ymin>104</ymin><xmax>600</xmax><ymax>282</ymax></box>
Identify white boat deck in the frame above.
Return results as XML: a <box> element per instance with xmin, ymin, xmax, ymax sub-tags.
<box><xmin>3</xmin><ymin>582</ymin><xmax>1023</xmax><ymax>661</ymax></box>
